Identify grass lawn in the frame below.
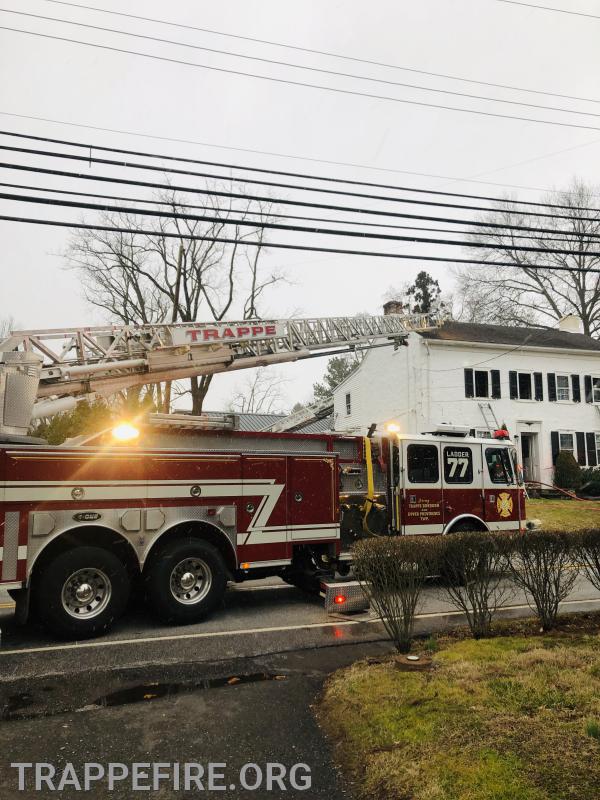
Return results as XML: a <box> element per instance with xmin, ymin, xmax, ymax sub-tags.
<box><xmin>526</xmin><ymin>498</ymin><xmax>600</xmax><ymax>530</ymax></box>
<box><xmin>319</xmin><ymin>621</ymin><xmax>600</xmax><ymax>800</ymax></box>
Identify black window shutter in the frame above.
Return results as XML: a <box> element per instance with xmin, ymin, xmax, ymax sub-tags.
<box><xmin>491</xmin><ymin>370</ymin><xmax>501</xmax><ymax>399</ymax></box>
<box><xmin>572</xmin><ymin>375</ymin><xmax>581</xmax><ymax>403</ymax></box>
<box><xmin>464</xmin><ymin>368</ymin><xmax>474</xmax><ymax>398</ymax></box>
<box><xmin>551</xmin><ymin>431</ymin><xmax>560</xmax><ymax>465</ymax></box>
<box><xmin>585</xmin><ymin>375</ymin><xmax>593</xmax><ymax>403</ymax></box>
<box><xmin>533</xmin><ymin>372</ymin><xmax>543</xmax><ymax>401</ymax></box>
<box><xmin>509</xmin><ymin>371</ymin><xmax>518</xmax><ymax>400</ymax></box>
<box><xmin>576</xmin><ymin>432</ymin><xmax>587</xmax><ymax>466</ymax></box>
<box><xmin>547</xmin><ymin>373</ymin><xmax>557</xmax><ymax>402</ymax></box>
<box><xmin>587</xmin><ymin>432</ymin><xmax>598</xmax><ymax>467</ymax></box>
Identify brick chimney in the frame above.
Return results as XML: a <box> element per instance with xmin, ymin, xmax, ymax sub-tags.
<box><xmin>557</xmin><ymin>314</ymin><xmax>583</xmax><ymax>334</ymax></box>
<box><xmin>383</xmin><ymin>300</ymin><xmax>405</xmax><ymax>316</ymax></box>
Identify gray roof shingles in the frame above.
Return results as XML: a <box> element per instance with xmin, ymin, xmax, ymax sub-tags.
<box><xmin>419</xmin><ymin>321</ymin><xmax>600</xmax><ymax>352</ymax></box>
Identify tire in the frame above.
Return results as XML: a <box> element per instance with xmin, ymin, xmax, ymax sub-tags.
<box><xmin>35</xmin><ymin>546</ymin><xmax>130</xmax><ymax>639</ymax></box>
<box><xmin>144</xmin><ymin>538</ymin><xmax>227</xmax><ymax>624</ymax></box>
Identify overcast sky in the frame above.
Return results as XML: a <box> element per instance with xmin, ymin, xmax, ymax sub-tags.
<box><xmin>1</xmin><ymin>0</ymin><xmax>600</xmax><ymax>411</ymax></box>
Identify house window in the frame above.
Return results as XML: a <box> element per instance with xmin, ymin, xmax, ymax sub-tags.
<box><xmin>556</xmin><ymin>374</ymin><xmax>570</xmax><ymax>401</ymax></box>
<box><xmin>559</xmin><ymin>432</ymin><xmax>575</xmax><ymax>455</ymax></box>
<box><xmin>518</xmin><ymin>372</ymin><xmax>532</xmax><ymax>400</ymax></box>
<box><xmin>594</xmin><ymin>378</ymin><xmax>600</xmax><ymax>404</ymax></box>
<box><xmin>474</xmin><ymin>370</ymin><xmax>489</xmax><ymax>398</ymax></box>
<box><xmin>596</xmin><ymin>433</ymin><xmax>600</xmax><ymax>463</ymax></box>
<box><xmin>345</xmin><ymin>393</ymin><xmax>351</xmax><ymax>415</ymax></box>
<box><xmin>407</xmin><ymin>444</ymin><xmax>439</xmax><ymax>483</ymax></box>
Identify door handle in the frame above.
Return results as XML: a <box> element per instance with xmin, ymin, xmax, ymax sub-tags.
<box><xmin>294</xmin><ymin>492</ymin><xmax>303</xmax><ymax>502</ymax></box>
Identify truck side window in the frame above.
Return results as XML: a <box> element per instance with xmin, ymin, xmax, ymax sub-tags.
<box><xmin>485</xmin><ymin>448</ymin><xmax>513</xmax><ymax>484</ymax></box>
<box><xmin>443</xmin><ymin>447</ymin><xmax>473</xmax><ymax>484</ymax></box>
<box><xmin>407</xmin><ymin>444</ymin><xmax>439</xmax><ymax>483</ymax></box>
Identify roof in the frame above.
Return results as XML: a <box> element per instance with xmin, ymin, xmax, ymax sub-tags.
<box><xmin>419</xmin><ymin>321</ymin><xmax>600</xmax><ymax>352</ymax></box>
<box><xmin>197</xmin><ymin>410</ymin><xmax>287</xmax><ymax>432</ymax></box>
<box><xmin>293</xmin><ymin>414</ymin><xmax>335</xmax><ymax>434</ymax></box>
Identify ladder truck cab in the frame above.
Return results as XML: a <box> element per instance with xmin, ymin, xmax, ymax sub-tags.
<box><xmin>0</xmin><ymin>417</ymin><xmax>524</xmax><ymax>639</ymax></box>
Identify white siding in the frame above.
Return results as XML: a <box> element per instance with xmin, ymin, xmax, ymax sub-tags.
<box><xmin>333</xmin><ymin>334</ymin><xmax>600</xmax><ymax>484</ymax></box>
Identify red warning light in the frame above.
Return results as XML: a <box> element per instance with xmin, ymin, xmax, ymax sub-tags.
<box><xmin>334</xmin><ymin>594</ymin><xmax>347</xmax><ymax>605</ymax></box>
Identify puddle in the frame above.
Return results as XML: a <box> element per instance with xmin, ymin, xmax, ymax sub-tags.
<box><xmin>95</xmin><ymin>673</ymin><xmax>287</xmax><ymax>708</ymax></box>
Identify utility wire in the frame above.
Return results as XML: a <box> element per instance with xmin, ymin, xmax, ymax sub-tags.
<box><xmin>3</xmin><ymin>142</ymin><xmax>597</xmax><ymax>223</ymax></box>
<box><xmin>495</xmin><ymin>0</ymin><xmax>600</xmax><ymax>20</ymax></box>
<box><xmin>4</xmin><ymin>25</ymin><xmax>600</xmax><ymax>134</ymax></box>
<box><xmin>3</xmin><ymin>129</ymin><xmax>599</xmax><ymax>213</ymax></box>
<box><xmin>2</xmin><ymin>110</ymin><xmax>597</xmax><ymax>198</ymax></box>
<box><xmin>4</xmin><ymin>191</ymin><xmax>600</xmax><ymax>257</ymax></box>
<box><xmin>3</xmin><ymin>9</ymin><xmax>599</xmax><ymax>120</ymax></box>
<box><xmin>4</xmin><ymin>160</ymin><xmax>600</xmax><ymax>239</ymax></box>
<box><xmin>4</xmin><ymin>213</ymin><xmax>600</xmax><ymax>274</ymax></box>
<box><xmin>42</xmin><ymin>0</ymin><xmax>600</xmax><ymax>105</ymax></box>
<box><xmin>3</xmin><ymin>180</ymin><xmax>590</xmax><ymax>242</ymax></box>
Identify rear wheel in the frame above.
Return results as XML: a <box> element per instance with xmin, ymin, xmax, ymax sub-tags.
<box><xmin>144</xmin><ymin>538</ymin><xmax>227</xmax><ymax>624</ymax></box>
<box><xmin>35</xmin><ymin>546</ymin><xmax>130</xmax><ymax>639</ymax></box>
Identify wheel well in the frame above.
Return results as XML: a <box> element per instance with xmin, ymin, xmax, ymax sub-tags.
<box><xmin>30</xmin><ymin>526</ymin><xmax>141</xmax><ymax>583</ymax></box>
<box><xmin>143</xmin><ymin>522</ymin><xmax>237</xmax><ymax>574</ymax></box>
<box><xmin>446</xmin><ymin>516</ymin><xmax>488</xmax><ymax>534</ymax></box>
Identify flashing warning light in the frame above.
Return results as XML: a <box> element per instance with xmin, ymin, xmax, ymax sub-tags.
<box><xmin>111</xmin><ymin>422</ymin><xmax>140</xmax><ymax>442</ymax></box>
<box><xmin>493</xmin><ymin>429</ymin><xmax>510</xmax><ymax>440</ymax></box>
<box><xmin>385</xmin><ymin>422</ymin><xmax>401</xmax><ymax>435</ymax></box>
<box><xmin>334</xmin><ymin>594</ymin><xmax>347</xmax><ymax>605</ymax></box>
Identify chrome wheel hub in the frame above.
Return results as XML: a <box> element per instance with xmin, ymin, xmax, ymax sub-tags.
<box><xmin>61</xmin><ymin>568</ymin><xmax>111</xmax><ymax>619</ymax></box>
<box><xmin>170</xmin><ymin>558</ymin><xmax>212</xmax><ymax>605</ymax></box>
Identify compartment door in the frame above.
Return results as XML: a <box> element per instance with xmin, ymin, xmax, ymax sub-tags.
<box><xmin>289</xmin><ymin>456</ymin><xmax>338</xmax><ymax>543</ymax></box>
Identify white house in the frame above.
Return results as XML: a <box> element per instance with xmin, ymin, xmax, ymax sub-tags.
<box><xmin>332</xmin><ymin>307</ymin><xmax>600</xmax><ymax>486</ymax></box>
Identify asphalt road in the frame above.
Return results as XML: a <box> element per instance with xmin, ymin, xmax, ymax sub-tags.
<box><xmin>0</xmin><ymin>575</ymin><xmax>599</xmax><ymax>799</ymax></box>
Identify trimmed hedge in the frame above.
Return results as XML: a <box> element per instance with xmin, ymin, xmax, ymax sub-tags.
<box><xmin>353</xmin><ymin>528</ymin><xmax>600</xmax><ymax>650</ymax></box>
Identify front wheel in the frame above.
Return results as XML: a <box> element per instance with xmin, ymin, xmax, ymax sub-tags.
<box><xmin>144</xmin><ymin>538</ymin><xmax>227</xmax><ymax>624</ymax></box>
<box><xmin>35</xmin><ymin>546</ymin><xmax>130</xmax><ymax>639</ymax></box>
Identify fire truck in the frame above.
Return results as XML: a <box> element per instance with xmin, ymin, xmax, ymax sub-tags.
<box><xmin>0</xmin><ymin>315</ymin><xmax>524</xmax><ymax>638</ymax></box>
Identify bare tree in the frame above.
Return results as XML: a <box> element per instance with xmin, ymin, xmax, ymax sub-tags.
<box><xmin>454</xmin><ymin>180</ymin><xmax>600</xmax><ymax>336</ymax></box>
<box><xmin>68</xmin><ymin>183</ymin><xmax>285</xmax><ymax>413</ymax></box>
<box><xmin>228</xmin><ymin>368</ymin><xmax>288</xmax><ymax>414</ymax></box>
<box><xmin>0</xmin><ymin>316</ymin><xmax>16</xmax><ymax>340</ymax></box>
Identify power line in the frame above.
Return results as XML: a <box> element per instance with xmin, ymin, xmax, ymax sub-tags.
<box><xmin>494</xmin><ymin>0</ymin><xmax>600</xmax><ymax>20</ymax></box>
<box><xmin>4</xmin><ymin>160</ymin><xmax>600</xmax><ymax>239</ymax></box>
<box><xmin>2</xmin><ymin>110</ymin><xmax>597</xmax><ymax>198</ymax></box>
<box><xmin>42</xmin><ymin>0</ymin><xmax>600</xmax><ymax>106</ymax></box>
<box><xmin>3</xmin><ymin>180</ymin><xmax>590</xmax><ymax>242</ymax></box>
<box><xmin>3</xmin><ymin>8</ymin><xmax>600</xmax><ymax>120</ymax></box>
<box><xmin>5</xmin><ymin>25</ymin><xmax>600</xmax><ymax>134</ymax></box>
<box><xmin>3</xmin><ymin>141</ymin><xmax>598</xmax><ymax>223</ymax></box>
<box><xmin>3</xmin><ymin>129</ymin><xmax>599</xmax><ymax>214</ymax></box>
<box><xmin>4</xmin><ymin>213</ymin><xmax>600</xmax><ymax>274</ymax></box>
<box><xmin>5</xmin><ymin>190</ymin><xmax>600</xmax><ymax>257</ymax></box>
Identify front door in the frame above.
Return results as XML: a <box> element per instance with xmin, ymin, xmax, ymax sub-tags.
<box><xmin>401</xmin><ymin>441</ymin><xmax>444</xmax><ymax>534</ymax></box>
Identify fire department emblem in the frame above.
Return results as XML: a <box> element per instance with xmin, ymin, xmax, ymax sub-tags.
<box><xmin>496</xmin><ymin>492</ymin><xmax>513</xmax><ymax>518</ymax></box>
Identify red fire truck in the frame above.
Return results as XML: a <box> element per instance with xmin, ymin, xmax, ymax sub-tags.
<box><xmin>0</xmin><ymin>314</ymin><xmax>524</xmax><ymax>638</ymax></box>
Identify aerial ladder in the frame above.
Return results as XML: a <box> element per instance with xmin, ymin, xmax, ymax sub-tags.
<box><xmin>0</xmin><ymin>313</ymin><xmax>440</xmax><ymax>437</ymax></box>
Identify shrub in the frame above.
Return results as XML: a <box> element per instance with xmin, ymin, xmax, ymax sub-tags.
<box><xmin>440</xmin><ymin>532</ymin><xmax>514</xmax><ymax>639</ymax></box>
<box><xmin>580</xmin><ymin>468</ymin><xmax>600</xmax><ymax>497</ymax></box>
<box><xmin>554</xmin><ymin>451</ymin><xmax>582</xmax><ymax>491</ymax></box>
<box><xmin>354</xmin><ymin>536</ymin><xmax>441</xmax><ymax>653</ymax></box>
<box><xmin>574</xmin><ymin>528</ymin><xmax>600</xmax><ymax>593</ymax></box>
<box><xmin>504</xmin><ymin>530</ymin><xmax>579</xmax><ymax>630</ymax></box>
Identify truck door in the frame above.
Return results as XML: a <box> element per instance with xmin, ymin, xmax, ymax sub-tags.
<box><xmin>401</xmin><ymin>442</ymin><xmax>444</xmax><ymax>534</ymax></box>
<box><xmin>240</xmin><ymin>455</ymin><xmax>289</xmax><ymax>561</ymax></box>
<box><xmin>441</xmin><ymin>443</ymin><xmax>485</xmax><ymax>528</ymax></box>
<box><xmin>289</xmin><ymin>456</ymin><xmax>338</xmax><ymax>544</ymax></box>
<box><xmin>482</xmin><ymin>445</ymin><xmax>519</xmax><ymax>530</ymax></box>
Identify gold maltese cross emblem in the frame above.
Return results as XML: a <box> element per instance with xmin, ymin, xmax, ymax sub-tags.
<box><xmin>496</xmin><ymin>492</ymin><xmax>513</xmax><ymax>518</ymax></box>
